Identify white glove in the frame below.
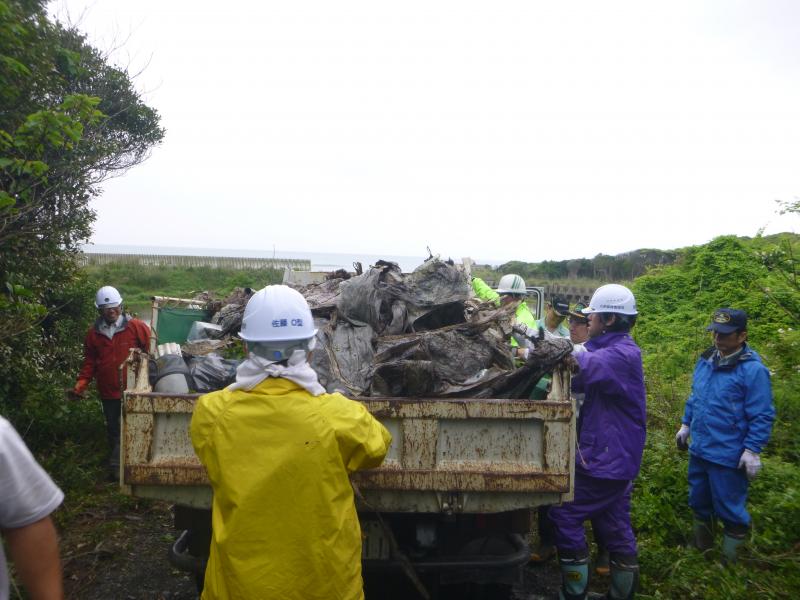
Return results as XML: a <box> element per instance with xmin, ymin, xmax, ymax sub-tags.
<box><xmin>738</xmin><ymin>449</ymin><xmax>762</xmax><ymax>481</ymax></box>
<box><xmin>675</xmin><ymin>424</ymin><xmax>690</xmax><ymax>451</ymax></box>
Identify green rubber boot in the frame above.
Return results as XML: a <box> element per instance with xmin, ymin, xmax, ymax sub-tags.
<box><xmin>607</xmin><ymin>554</ymin><xmax>639</xmax><ymax>599</ymax></box>
<box><xmin>692</xmin><ymin>519</ymin><xmax>715</xmax><ymax>553</ymax></box>
<box><xmin>558</xmin><ymin>554</ymin><xmax>589</xmax><ymax>600</ymax></box>
<box><xmin>722</xmin><ymin>532</ymin><xmax>746</xmax><ymax>565</ymax></box>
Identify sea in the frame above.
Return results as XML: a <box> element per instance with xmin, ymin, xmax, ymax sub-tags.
<box><xmin>81</xmin><ymin>244</ymin><xmax>504</xmax><ymax>273</ymax></box>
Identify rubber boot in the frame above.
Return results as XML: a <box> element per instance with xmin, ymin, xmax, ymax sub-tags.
<box><xmin>594</xmin><ymin>546</ymin><xmax>610</xmax><ymax>576</ymax></box>
<box><xmin>532</xmin><ymin>506</ymin><xmax>557</xmax><ymax>563</ymax></box>
<box><xmin>558</xmin><ymin>552</ymin><xmax>590</xmax><ymax>600</ymax></box>
<box><xmin>721</xmin><ymin>523</ymin><xmax>748</xmax><ymax>565</ymax></box>
<box><xmin>530</xmin><ymin>543</ymin><xmax>556</xmax><ymax>563</ymax></box>
<box><xmin>606</xmin><ymin>554</ymin><xmax>639</xmax><ymax>600</ymax></box>
<box><xmin>692</xmin><ymin>519</ymin><xmax>715</xmax><ymax>552</ymax></box>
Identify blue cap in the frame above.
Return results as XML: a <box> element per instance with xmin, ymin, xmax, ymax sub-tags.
<box><xmin>706</xmin><ymin>308</ymin><xmax>747</xmax><ymax>334</ymax></box>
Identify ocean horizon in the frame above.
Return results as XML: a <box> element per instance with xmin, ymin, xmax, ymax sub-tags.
<box><xmin>82</xmin><ymin>244</ymin><xmax>504</xmax><ymax>273</ymax></box>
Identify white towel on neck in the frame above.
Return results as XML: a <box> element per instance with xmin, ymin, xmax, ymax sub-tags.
<box><xmin>227</xmin><ymin>349</ymin><xmax>325</xmax><ymax>396</ymax></box>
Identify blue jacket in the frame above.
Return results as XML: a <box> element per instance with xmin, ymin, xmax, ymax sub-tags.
<box><xmin>682</xmin><ymin>344</ymin><xmax>774</xmax><ymax>468</ymax></box>
<box><xmin>573</xmin><ymin>332</ymin><xmax>647</xmax><ymax>481</ymax></box>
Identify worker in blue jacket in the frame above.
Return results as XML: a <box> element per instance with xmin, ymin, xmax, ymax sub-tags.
<box><xmin>675</xmin><ymin>308</ymin><xmax>774</xmax><ymax>564</ymax></box>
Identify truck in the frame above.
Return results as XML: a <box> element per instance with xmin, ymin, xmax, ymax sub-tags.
<box><xmin>121</xmin><ymin>294</ymin><xmax>575</xmax><ymax>597</ymax></box>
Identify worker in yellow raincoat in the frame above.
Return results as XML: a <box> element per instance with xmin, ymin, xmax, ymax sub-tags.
<box><xmin>191</xmin><ymin>285</ymin><xmax>392</xmax><ymax>600</ymax></box>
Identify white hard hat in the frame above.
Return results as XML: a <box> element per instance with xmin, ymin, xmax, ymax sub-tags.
<box><xmin>239</xmin><ymin>285</ymin><xmax>317</xmax><ymax>342</ymax></box>
<box><xmin>582</xmin><ymin>284</ymin><xmax>638</xmax><ymax>315</ymax></box>
<box><xmin>496</xmin><ymin>274</ymin><xmax>527</xmax><ymax>295</ymax></box>
<box><xmin>95</xmin><ymin>286</ymin><xmax>123</xmax><ymax>308</ymax></box>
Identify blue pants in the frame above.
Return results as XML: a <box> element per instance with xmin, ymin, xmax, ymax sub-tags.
<box><xmin>550</xmin><ymin>472</ymin><xmax>636</xmax><ymax>556</ymax></box>
<box><xmin>688</xmin><ymin>454</ymin><xmax>750</xmax><ymax>528</ymax></box>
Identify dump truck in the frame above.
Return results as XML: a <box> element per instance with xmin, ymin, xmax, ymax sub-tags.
<box><xmin>121</xmin><ymin>294</ymin><xmax>576</xmax><ymax>596</ymax></box>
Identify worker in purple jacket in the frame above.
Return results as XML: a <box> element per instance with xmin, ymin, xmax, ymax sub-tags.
<box><xmin>550</xmin><ymin>284</ymin><xmax>647</xmax><ymax>600</ymax></box>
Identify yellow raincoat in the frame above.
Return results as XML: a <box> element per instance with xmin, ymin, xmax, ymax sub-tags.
<box><xmin>190</xmin><ymin>377</ymin><xmax>392</xmax><ymax>600</ymax></box>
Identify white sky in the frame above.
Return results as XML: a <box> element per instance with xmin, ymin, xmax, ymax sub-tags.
<box><xmin>52</xmin><ymin>0</ymin><xmax>799</xmax><ymax>264</ymax></box>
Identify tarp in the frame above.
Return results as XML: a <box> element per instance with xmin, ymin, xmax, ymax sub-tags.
<box><xmin>155</xmin><ymin>307</ymin><xmax>212</xmax><ymax>345</ymax></box>
<box><xmin>311</xmin><ymin>317</ymin><xmax>375</xmax><ymax>396</ymax></box>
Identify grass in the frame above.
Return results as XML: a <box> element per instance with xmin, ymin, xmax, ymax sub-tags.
<box><xmin>84</xmin><ymin>263</ymin><xmax>283</xmax><ymax>310</ymax></box>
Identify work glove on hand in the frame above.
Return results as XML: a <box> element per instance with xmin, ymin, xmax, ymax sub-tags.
<box><xmin>675</xmin><ymin>424</ymin><xmax>690</xmax><ymax>451</ymax></box>
<box><xmin>66</xmin><ymin>387</ymin><xmax>86</xmax><ymax>401</ymax></box>
<box><xmin>512</xmin><ymin>323</ymin><xmax>539</xmax><ymax>342</ymax></box>
<box><xmin>515</xmin><ymin>347</ymin><xmax>530</xmax><ymax>360</ymax></box>
<box><xmin>738</xmin><ymin>449</ymin><xmax>762</xmax><ymax>481</ymax></box>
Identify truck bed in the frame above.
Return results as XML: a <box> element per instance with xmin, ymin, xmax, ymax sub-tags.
<box><xmin>122</xmin><ymin>349</ymin><xmax>575</xmax><ymax>514</ymax></box>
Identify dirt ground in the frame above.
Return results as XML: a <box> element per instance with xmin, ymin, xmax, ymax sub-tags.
<box><xmin>56</xmin><ymin>485</ymin><xmax>606</xmax><ymax>600</ymax></box>
<box><xmin>59</xmin><ymin>485</ymin><xmax>196</xmax><ymax>600</ymax></box>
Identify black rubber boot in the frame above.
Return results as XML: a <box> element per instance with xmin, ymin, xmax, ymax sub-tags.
<box><xmin>692</xmin><ymin>518</ymin><xmax>715</xmax><ymax>552</ymax></box>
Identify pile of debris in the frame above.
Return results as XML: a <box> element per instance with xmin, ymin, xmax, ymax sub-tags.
<box><xmin>298</xmin><ymin>258</ymin><xmax>571</xmax><ymax>398</ymax></box>
<box><xmin>170</xmin><ymin>257</ymin><xmax>571</xmax><ymax>398</ymax></box>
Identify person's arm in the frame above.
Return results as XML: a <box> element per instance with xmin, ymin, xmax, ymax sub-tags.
<box><xmin>135</xmin><ymin>320</ymin><xmax>152</xmax><ymax>352</ymax></box>
<box><xmin>74</xmin><ymin>331</ymin><xmax>96</xmax><ymax>394</ymax></box>
<box><xmin>329</xmin><ymin>395</ymin><xmax>392</xmax><ymax>473</ymax></box>
<box><xmin>190</xmin><ymin>391</ymin><xmax>225</xmax><ymax>475</ymax></box>
<box><xmin>682</xmin><ymin>392</ymin><xmax>694</xmax><ymax>425</ymax></box>
<box><xmin>471</xmin><ymin>277</ymin><xmax>500</xmax><ymax>305</ymax></box>
<box><xmin>4</xmin><ymin>516</ymin><xmax>63</xmax><ymax>600</ymax></box>
<box><xmin>516</xmin><ymin>303</ymin><xmax>538</xmax><ymax>330</ymax></box>
<box><xmin>574</xmin><ymin>347</ymin><xmax>629</xmax><ymax>396</ymax></box>
<box><xmin>742</xmin><ymin>364</ymin><xmax>775</xmax><ymax>454</ymax></box>
<box><xmin>0</xmin><ymin>417</ymin><xmax>64</xmax><ymax>599</ymax></box>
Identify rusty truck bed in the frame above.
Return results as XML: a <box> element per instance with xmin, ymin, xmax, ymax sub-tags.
<box><xmin>122</xmin><ymin>349</ymin><xmax>574</xmax><ymax>514</ymax></box>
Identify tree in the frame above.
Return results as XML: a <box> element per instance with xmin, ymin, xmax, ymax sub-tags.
<box><xmin>0</xmin><ymin>0</ymin><xmax>163</xmax><ymax>432</ymax></box>
<box><xmin>756</xmin><ymin>199</ymin><xmax>800</xmax><ymax>323</ymax></box>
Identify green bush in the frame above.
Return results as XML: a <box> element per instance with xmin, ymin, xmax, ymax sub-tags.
<box><xmin>634</xmin><ymin>449</ymin><xmax>800</xmax><ymax>599</ymax></box>
<box><xmin>631</xmin><ymin>234</ymin><xmax>800</xmax><ymax>598</ymax></box>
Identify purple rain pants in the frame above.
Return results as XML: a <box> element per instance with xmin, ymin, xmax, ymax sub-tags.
<box><xmin>549</xmin><ymin>471</ymin><xmax>637</xmax><ymax>556</ymax></box>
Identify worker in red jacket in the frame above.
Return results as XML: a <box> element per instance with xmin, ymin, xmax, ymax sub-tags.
<box><xmin>70</xmin><ymin>286</ymin><xmax>150</xmax><ymax>480</ymax></box>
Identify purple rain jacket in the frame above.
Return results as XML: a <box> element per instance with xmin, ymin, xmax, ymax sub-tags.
<box><xmin>573</xmin><ymin>331</ymin><xmax>647</xmax><ymax>481</ymax></box>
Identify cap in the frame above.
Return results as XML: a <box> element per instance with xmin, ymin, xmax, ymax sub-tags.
<box><xmin>706</xmin><ymin>308</ymin><xmax>748</xmax><ymax>334</ymax></box>
<box><xmin>568</xmin><ymin>302</ymin><xmax>589</xmax><ymax>322</ymax></box>
<box><xmin>550</xmin><ymin>296</ymin><xmax>570</xmax><ymax>317</ymax></box>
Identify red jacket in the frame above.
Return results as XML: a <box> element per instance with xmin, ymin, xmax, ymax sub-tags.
<box><xmin>75</xmin><ymin>315</ymin><xmax>151</xmax><ymax>400</ymax></box>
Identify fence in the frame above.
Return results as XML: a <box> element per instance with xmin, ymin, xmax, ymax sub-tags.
<box><xmin>485</xmin><ymin>281</ymin><xmax>596</xmax><ymax>304</ymax></box>
<box><xmin>79</xmin><ymin>253</ymin><xmax>311</xmax><ymax>271</ymax></box>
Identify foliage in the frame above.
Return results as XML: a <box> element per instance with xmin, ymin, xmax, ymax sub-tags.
<box><xmin>495</xmin><ymin>248</ymin><xmax>679</xmax><ymax>282</ymax></box>
<box><xmin>633</xmin><ymin>434</ymin><xmax>800</xmax><ymax>599</ymax></box>
<box><xmin>630</xmin><ymin>230</ymin><xmax>800</xmax><ymax>598</ymax></box>
<box><xmin>83</xmin><ymin>263</ymin><xmax>284</xmax><ymax>314</ymax></box>
<box><xmin>0</xmin><ymin>0</ymin><xmax>162</xmax><ymax>489</ymax></box>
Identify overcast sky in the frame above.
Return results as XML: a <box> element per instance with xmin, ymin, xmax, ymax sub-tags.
<box><xmin>52</xmin><ymin>0</ymin><xmax>799</xmax><ymax>264</ymax></box>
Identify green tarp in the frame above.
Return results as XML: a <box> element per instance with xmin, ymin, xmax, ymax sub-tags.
<box><xmin>155</xmin><ymin>307</ymin><xmax>212</xmax><ymax>345</ymax></box>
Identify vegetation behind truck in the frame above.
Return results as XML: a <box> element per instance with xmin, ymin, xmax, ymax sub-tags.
<box><xmin>121</xmin><ymin>296</ymin><xmax>575</xmax><ymax>594</ymax></box>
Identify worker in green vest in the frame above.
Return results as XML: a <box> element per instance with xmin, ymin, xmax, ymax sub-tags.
<box><xmin>472</xmin><ymin>274</ymin><xmax>537</xmax><ymax>357</ymax></box>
